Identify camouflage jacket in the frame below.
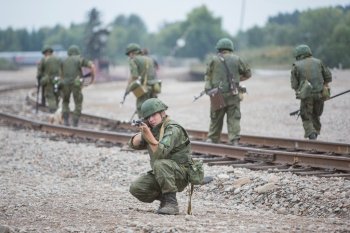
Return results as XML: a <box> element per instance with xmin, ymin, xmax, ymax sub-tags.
<box><xmin>37</xmin><ymin>55</ymin><xmax>61</xmax><ymax>80</ymax></box>
<box><xmin>128</xmin><ymin>117</ymin><xmax>192</xmax><ymax>169</ymax></box>
<box><xmin>291</xmin><ymin>56</ymin><xmax>332</xmax><ymax>93</ymax></box>
<box><xmin>61</xmin><ymin>55</ymin><xmax>93</xmax><ymax>84</ymax></box>
<box><xmin>128</xmin><ymin>54</ymin><xmax>157</xmax><ymax>85</ymax></box>
<box><xmin>204</xmin><ymin>50</ymin><xmax>251</xmax><ymax>92</ymax></box>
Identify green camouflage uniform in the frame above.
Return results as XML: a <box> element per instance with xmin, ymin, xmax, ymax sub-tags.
<box><xmin>128</xmin><ymin>117</ymin><xmax>192</xmax><ymax>203</ymax></box>
<box><xmin>61</xmin><ymin>46</ymin><xmax>94</xmax><ymax>125</ymax></box>
<box><xmin>128</xmin><ymin>54</ymin><xmax>158</xmax><ymax>118</ymax></box>
<box><xmin>204</xmin><ymin>50</ymin><xmax>251</xmax><ymax>143</ymax></box>
<box><xmin>291</xmin><ymin>54</ymin><xmax>332</xmax><ymax>138</ymax></box>
<box><xmin>37</xmin><ymin>55</ymin><xmax>61</xmax><ymax>112</ymax></box>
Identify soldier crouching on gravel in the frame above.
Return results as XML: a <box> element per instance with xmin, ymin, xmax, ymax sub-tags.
<box><xmin>128</xmin><ymin>98</ymin><xmax>193</xmax><ymax>215</ymax></box>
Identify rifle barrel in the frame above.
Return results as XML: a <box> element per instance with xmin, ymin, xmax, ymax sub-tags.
<box><xmin>289</xmin><ymin>89</ymin><xmax>350</xmax><ymax>117</ymax></box>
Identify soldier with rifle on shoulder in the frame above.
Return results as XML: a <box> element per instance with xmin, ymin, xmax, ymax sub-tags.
<box><xmin>201</xmin><ymin>38</ymin><xmax>251</xmax><ymax>146</ymax></box>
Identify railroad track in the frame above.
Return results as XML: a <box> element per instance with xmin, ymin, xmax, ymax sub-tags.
<box><xmin>1</xmin><ymin>86</ymin><xmax>350</xmax><ymax>178</ymax></box>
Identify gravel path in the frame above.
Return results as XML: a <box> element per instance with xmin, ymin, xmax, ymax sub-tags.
<box><xmin>0</xmin><ymin>67</ymin><xmax>349</xmax><ymax>232</ymax></box>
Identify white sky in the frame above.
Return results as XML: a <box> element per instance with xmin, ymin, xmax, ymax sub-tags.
<box><xmin>0</xmin><ymin>0</ymin><xmax>348</xmax><ymax>35</ymax></box>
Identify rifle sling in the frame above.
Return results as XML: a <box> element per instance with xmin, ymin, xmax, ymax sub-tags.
<box><xmin>218</xmin><ymin>54</ymin><xmax>238</xmax><ymax>94</ymax></box>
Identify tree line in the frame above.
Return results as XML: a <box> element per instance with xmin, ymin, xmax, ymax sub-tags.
<box><xmin>0</xmin><ymin>5</ymin><xmax>349</xmax><ymax>68</ymax></box>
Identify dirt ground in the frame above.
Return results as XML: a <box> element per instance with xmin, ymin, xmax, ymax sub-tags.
<box><xmin>0</xmin><ymin>66</ymin><xmax>349</xmax><ymax>232</ymax></box>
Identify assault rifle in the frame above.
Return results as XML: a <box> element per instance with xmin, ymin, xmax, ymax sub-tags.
<box><xmin>131</xmin><ymin>119</ymin><xmax>144</xmax><ymax>126</ymax></box>
<box><xmin>193</xmin><ymin>88</ymin><xmax>220</xmax><ymax>102</ymax></box>
<box><xmin>290</xmin><ymin>89</ymin><xmax>350</xmax><ymax>117</ymax></box>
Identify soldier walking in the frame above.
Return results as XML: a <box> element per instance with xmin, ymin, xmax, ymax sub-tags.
<box><xmin>204</xmin><ymin>38</ymin><xmax>251</xmax><ymax>145</ymax></box>
<box><xmin>290</xmin><ymin>44</ymin><xmax>332</xmax><ymax>139</ymax></box>
<box><xmin>124</xmin><ymin>43</ymin><xmax>161</xmax><ymax>118</ymax></box>
<box><xmin>36</xmin><ymin>46</ymin><xmax>61</xmax><ymax>113</ymax></box>
<box><xmin>61</xmin><ymin>45</ymin><xmax>96</xmax><ymax>127</ymax></box>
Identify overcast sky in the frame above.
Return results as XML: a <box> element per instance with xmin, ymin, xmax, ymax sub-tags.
<box><xmin>0</xmin><ymin>0</ymin><xmax>348</xmax><ymax>35</ymax></box>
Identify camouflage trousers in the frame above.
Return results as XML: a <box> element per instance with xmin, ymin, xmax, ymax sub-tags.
<box><xmin>207</xmin><ymin>101</ymin><xmax>241</xmax><ymax>143</ymax></box>
<box><xmin>43</xmin><ymin>83</ymin><xmax>59</xmax><ymax>113</ymax></box>
<box><xmin>129</xmin><ymin>159</ymin><xmax>189</xmax><ymax>203</ymax></box>
<box><xmin>300</xmin><ymin>94</ymin><xmax>324</xmax><ymax>138</ymax></box>
<box><xmin>61</xmin><ymin>83</ymin><xmax>83</xmax><ymax>120</ymax></box>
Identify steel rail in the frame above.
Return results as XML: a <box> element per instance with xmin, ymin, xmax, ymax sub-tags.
<box><xmin>1</xmin><ymin>112</ymin><xmax>350</xmax><ymax>172</ymax></box>
<box><xmin>26</xmin><ymin>89</ymin><xmax>350</xmax><ymax>155</ymax></box>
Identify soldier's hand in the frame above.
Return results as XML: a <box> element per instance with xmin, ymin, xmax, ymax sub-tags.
<box><xmin>140</xmin><ymin>123</ymin><xmax>158</xmax><ymax>146</ymax></box>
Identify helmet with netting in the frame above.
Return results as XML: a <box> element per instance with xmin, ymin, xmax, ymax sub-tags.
<box><xmin>215</xmin><ymin>38</ymin><xmax>234</xmax><ymax>51</ymax></box>
<box><xmin>68</xmin><ymin>45</ymin><xmax>80</xmax><ymax>56</ymax></box>
<box><xmin>140</xmin><ymin>98</ymin><xmax>168</xmax><ymax>119</ymax></box>
<box><xmin>294</xmin><ymin>44</ymin><xmax>312</xmax><ymax>58</ymax></box>
<box><xmin>125</xmin><ymin>43</ymin><xmax>141</xmax><ymax>55</ymax></box>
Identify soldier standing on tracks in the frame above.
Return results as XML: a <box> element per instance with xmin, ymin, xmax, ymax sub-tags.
<box><xmin>36</xmin><ymin>45</ymin><xmax>61</xmax><ymax>113</ymax></box>
<box><xmin>204</xmin><ymin>38</ymin><xmax>251</xmax><ymax>146</ymax></box>
<box><xmin>124</xmin><ymin>43</ymin><xmax>161</xmax><ymax>118</ymax></box>
<box><xmin>128</xmin><ymin>98</ymin><xmax>195</xmax><ymax>215</ymax></box>
<box><xmin>61</xmin><ymin>45</ymin><xmax>96</xmax><ymax>127</ymax></box>
<box><xmin>290</xmin><ymin>44</ymin><xmax>332</xmax><ymax>140</ymax></box>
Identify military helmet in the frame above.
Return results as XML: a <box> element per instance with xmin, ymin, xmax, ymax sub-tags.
<box><xmin>140</xmin><ymin>98</ymin><xmax>168</xmax><ymax>119</ymax></box>
<box><xmin>216</xmin><ymin>38</ymin><xmax>234</xmax><ymax>51</ymax></box>
<box><xmin>67</xmin><ymin>45</ymin><xmax>81</xmax><ymax>56</ymax></box>
<box><xmin>125</xmin><ymin>43</ymin><xmax>141</xmax><ymax>55</ymax></box>
<box><xmin>294</xmin><ymin>44</ymin><xmax>312</xmax><ymax>58</ymax></box>
<box><xmin>42</xmin><ymin>45</ymin><xmax>53</xmax><ymax>54</ymax></box>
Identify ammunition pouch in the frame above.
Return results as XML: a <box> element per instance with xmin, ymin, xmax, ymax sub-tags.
<box><xmin>40</xmin><ymin>76</ymin><xmax>50</xmax><ymax>86</ymax></box>
<box><xmin>73</xmin><ymin>76</ymin><xmax>83</xmax><ymax>88</ymax></box>
<box><xmin>238</xmin><ymin>85</ymin><xmax>247</xmax><ymax>101</ymax></box>
<box><xmin>321</xmin><ymin>86</ymin><xmax>331</xmax><ymax>100</ymax></box>
<box><xmin>148</xmin><ymin>80</ymin><xmax>162</xmax><ymax>94</ymax></box>
<box><xmin>296</xmin><ymin>80</ymin><xmax>312</xmax><ymax>99</ymax></box>
<box><xmin>128</xmin><ymin>80</ymin><xmax>148</xmax><ymax>98</ymax></box>
<box><xmin>207</xmin><ymin>87</ymin><xmax>226</xmax><ymax>111</ymax></box>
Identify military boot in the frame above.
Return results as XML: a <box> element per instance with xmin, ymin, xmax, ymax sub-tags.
<box><xmin>63</xmin><ymin>112</ymin><xmax>70</xmax><ymax>126</ymax></box>
<box><xmin>157</xmin><ymin>192</ymin><xmax>179</xmax><ymax>215</ymax></box>
<box><xmin>72</xmin><ymin>116</ymin><xmax>79</xmax><ymax>127</ymax></box>
<box><xmin>230</xmin><ymin>139</ymin><xmax>239</xmax><ymax>146</ymax></box>
<box><xmin>156</xmin><ymin>195</ymin><xmax>165</xmax><ymax>213</ymax></box>
<box><xmin>308</xmin><ymin>132</ymin><xmax>317</xmax><ymax>140</ymax></box>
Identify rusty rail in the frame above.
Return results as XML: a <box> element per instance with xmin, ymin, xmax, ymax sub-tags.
<box><xmin>1</xmin><ymin>112</ymin><xmax>350</xmax><ymax>172</ymax></box>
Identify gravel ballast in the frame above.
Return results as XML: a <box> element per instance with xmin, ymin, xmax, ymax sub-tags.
<box><xmin>0</xmin><ymin>67</ymin><xmax>349</xmax><ymax>232</ymax></box>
